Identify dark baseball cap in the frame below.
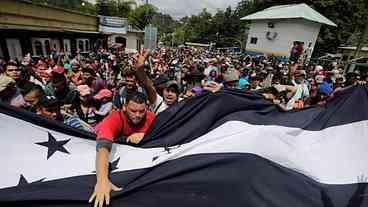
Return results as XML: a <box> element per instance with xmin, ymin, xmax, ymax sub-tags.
<box><xmin>154</xmin><ymin>74</ymin><xmax>170</xmax><ymax>87</ymax></box>
<box><xmin>165</xmin><ymin>81</ymin><xmax>180</xmax><ymax>93</ymax></box>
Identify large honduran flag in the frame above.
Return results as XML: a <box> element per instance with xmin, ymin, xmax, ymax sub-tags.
<box><xmin>1</xmin><ymin>86</ymin><xmax>368</xmax><ymax>207</ymax></box>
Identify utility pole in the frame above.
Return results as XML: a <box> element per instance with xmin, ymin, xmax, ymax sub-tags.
<box><xmin>171</xmin><ymin>33</ymin><xmax>175</xmax><ymax>47</ymax></box>
<box><xmin>354</xmin><ymin>5</ymin><xmax>368</xmax><ymax>59</ymax></box>
<box><xmin>354</xmin><ymin>18</ymin><xmax>368</xmax><ymax>59</ymax></box>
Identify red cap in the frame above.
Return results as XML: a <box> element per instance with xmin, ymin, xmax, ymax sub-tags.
<box><xmin>52</xmin><ymin>65</ymin><xmax>65</xmax><ymax>74</ymax></box>
<box><xmin>94</xmin><ymin>89</ymin><xmax>113</xmax><ymax>100</ymax></box>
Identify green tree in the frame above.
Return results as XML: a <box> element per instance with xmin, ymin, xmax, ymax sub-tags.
<box><xmin>96</xmin><ymin>0</ymin><xmax>135</xmax><ymax>17</ymax></box>
<box><xmin>116</xmin><ymin>0</ymin><xmax>136</xmax><ymax>18</ymax></box>
<box><xmin>178</xmin><ymin>7</ymin><xmax>244</xmax><ymax>47</ymax></box>
<box><xmin>151</xmin><ymin>13</ymin><xmax>178</xmax><ymax>34</ymax></box>
<box><xmin>128</xmin><ymin>4</ymin><xmax>157</xmax><ymax>30</ymax></box>
<box><xmin>32</xmin><ymin>0</ymin><xmax>97</xmax><ymax>14</ymax></box>
<box><xmin>214</xmin><ymin>7</ymin><xmax>243</xmax><ymax>47</ymax></box>
<box><xmin>151</xmin><ymin>12</ymin><xmax>180</xmax><ymax>45</ymax></box>
<box><xmin>80</xmin><ymin>1</ymin><xmax>98</xmax><ymax>15</ymax></box>
<box><xmin>181</xmin><ymin>9</ymin><xmax>213</xmax><ymax>43</ymax></box>
<box><xmin>173</xmin><ymin>26</ymin><xmax>186</xmax><ymax>46</ymax></box>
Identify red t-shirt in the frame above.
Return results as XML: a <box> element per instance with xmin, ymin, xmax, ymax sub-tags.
<box><xmin>296</xmin><ymin>44</ymin><xmax>304</xmax><ymax>54</ymax></box>
<box><xmin>96</xmin><ymin>111</ymin><xmax>155</xmax><ymax>142</ymax></box>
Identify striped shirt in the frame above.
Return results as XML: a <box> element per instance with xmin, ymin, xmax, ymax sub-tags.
<box><xmin>62</xmin><ymin>113</ymin><xmax>94</xmax><ymax>133</ymax></box>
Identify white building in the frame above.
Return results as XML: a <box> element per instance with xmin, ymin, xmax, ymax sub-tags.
<box><xmin>99</xmin><ymin>16</ymin><xmax>144</xmax><ymax>53</ymax></box>
<box><xmin>241</xmin><ymin>3</ymin><xmax>336</xmax><ymax>61</ymax></box>
<box><xmin>108</xmin><ymin>26</ymin><xmax>144</xmax><ymax>53</ymax></box>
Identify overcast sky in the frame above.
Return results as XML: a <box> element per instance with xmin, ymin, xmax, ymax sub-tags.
<box><xmin>86</xmin><ymin>0</ymin><xmax>242</xmax><ymax>19</ymax></box>
<box><xmin>149</xmin><ymin>0</ymin><xmax>242</xmax><ymax>19</ymax></box>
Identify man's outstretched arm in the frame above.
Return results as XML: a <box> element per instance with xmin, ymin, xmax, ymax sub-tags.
<box><xmin>89</xmin><ymin>142</ymin><xmax>122</xmax><ymax>207</ymax></box>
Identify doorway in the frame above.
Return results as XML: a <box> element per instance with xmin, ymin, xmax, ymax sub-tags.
<box><xmin>6</xmin><ymin>38</ymin><xmax>23</xmax><ymax>61</ymax></box>
<box><xmin>115</xmin><ymin>36</ymin><xmax>127</xmax><ymax>47</ymax></box>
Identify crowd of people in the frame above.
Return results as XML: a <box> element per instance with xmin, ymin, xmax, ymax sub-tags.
<box><xmin>1</xmin><ymin>46</ymin><xmax>367</xmax><ymax>206</ymax></box>
<box><xmin>0</xmin><ymin>47</ymin><xmax>367</xmax><ymax>135</ymax></box>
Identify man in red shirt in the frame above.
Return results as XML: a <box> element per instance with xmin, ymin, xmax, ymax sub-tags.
<box><xmin>95</xmin><ymin>91</ymin><xmax>155</xmax><ymax>144</ymax></box>
<box><xmin>89</xmin><ymin>52</ymin><xmax>155</xmax><ymax>207</ymax></box>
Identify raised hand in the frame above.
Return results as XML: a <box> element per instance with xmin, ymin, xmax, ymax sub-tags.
<box><xmin>135</xmin><ymin>49</ymin><xmax>151</xmax><ymax>70</ymax></box>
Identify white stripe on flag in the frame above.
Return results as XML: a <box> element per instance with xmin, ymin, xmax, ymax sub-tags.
<box><xmin>2</xmin><ymin>112</ymin><xmax>368</xmax><ymax>189</ymax></box>
<box><xmin>114</xmin><ymin>120</ymin><xmax>368</xmax><ymax>185</ymax></box>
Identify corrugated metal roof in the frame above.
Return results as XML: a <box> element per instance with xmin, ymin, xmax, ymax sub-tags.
<box><xmin>185</xmin><ymin>42</ymin><xmax>210</xmax><ymax>47</ymax></box>
<box><xmin>241</xmin><ymin>3</ymin><xmax>337</xmax><ymax>27</ymax></box>
<box><xmin>339</xmin><ymin>46</ymin><xmax>368</xmax><ymax>52</ymax></box>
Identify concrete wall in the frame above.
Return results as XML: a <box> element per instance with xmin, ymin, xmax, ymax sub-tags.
<box><xmin>108</xmin><ymin>33</ymin><xmax>143</xmax><ymax>53</ymax></box>
<box><xmin>0</xmin><ymin>0</ymin><xmax>106</xmax><ymax>60</ymax></box>
<box><xmin>0</xmin><ymin>0</ymin><xmax>98</xmax><ymax>32</ymax></box>
<box><xmin>246</xmin><ymin>19</ymin><xmax>321</xmax><ymax>59</ymax></box>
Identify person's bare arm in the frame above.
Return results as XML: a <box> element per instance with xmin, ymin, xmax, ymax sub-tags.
<box><xmin>89</xmin><ymin>146</ymin><xmax>122</xmax><ymax>207</ymax></box>
<box><xmin>288</xmin><ymin>64</ymin><xmax>297</xmax><ymax>81</ymax></box>
<box><xmin>96</xmin><ymin>147</ymin><xmax>110</xmax><ymax>184</ymax></box>
<box><xmin>134</xmin><ymin>50</ymin><xmax>157</xmax><ymax>104</ymax></box>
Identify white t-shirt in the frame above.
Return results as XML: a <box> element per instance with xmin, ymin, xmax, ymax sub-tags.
<box><xmin>150</xmin><ymin>94</ymin><xmax>168</xmax><ymax>115</ymax></box>
<box><xmin>150</xmin><ymin>94</ymin><xmax>184</xmax><ymax>115</ymax></box>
